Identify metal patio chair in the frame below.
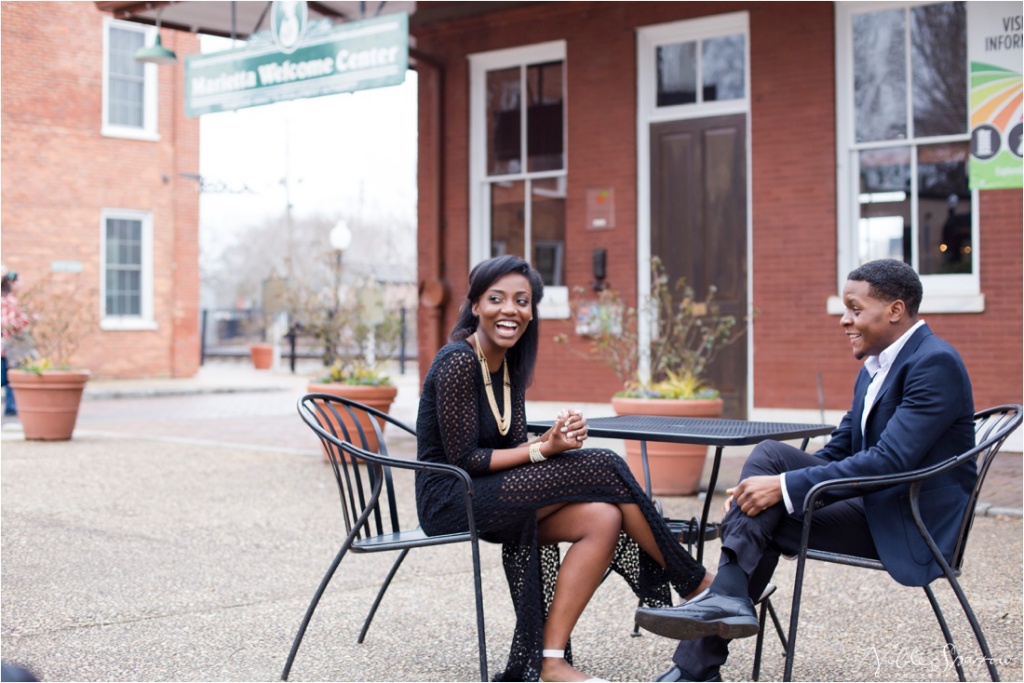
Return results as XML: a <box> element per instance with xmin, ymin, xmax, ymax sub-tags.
<box><xmin>752</xmin><ymin>404</ymin><xmax>1022</xmax><ymax>681</ymax></box>
<box><xmin>281</xmin><ymin>393</ymin><xmax>489</xmax><ymax>681</ymax></box>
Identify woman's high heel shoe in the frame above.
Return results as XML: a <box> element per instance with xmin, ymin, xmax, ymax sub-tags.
<box><xmin>539</xmin><ymin>649</ymin><xmax>610</xmax><ymax>683</ymax></box>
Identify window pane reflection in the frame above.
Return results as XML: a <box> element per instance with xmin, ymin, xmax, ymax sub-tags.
<box><xmin>854</xmin><ymin>9</ymin><xmax>906</xmax><ymax>142</ymax></box>
<box><xmin>858</xmin><ymin>148</ymin><xmax>911</xmax><ymax>263</ymax></box>
<box><xmin>531</xmin><ymin>178</ymin><xmax>566</xmax><ymax>286</ymax></box>
<box><xmin>109</xmin><ymin>28</ymin><xmax>145</xmax><ymax>128</ymax></box>
<box><xmin>105</xmin><ymin>217</ymin><xmax>143</xmax><ymax>316</ymax></box>
<box><xmin>702</xmin><ymin>34</ymin><xmax>745</xmax><ymax>101</ymax></box>
<box><xmin>527</xmin><ymin>62</ymin><xmax>564</xmax><ymax>172</ymax></box>
<box><xmin>491</xmin><ymin>181</ymin><xmax>525</xmax><ymax>259</ymax></box>
<box><xmin>657</xmin><ymin>42</ymin><xmax>697</xmax><ymax>106</ymax></box>
<box><xmin>918</xmin><ymin>143</ymin><xmax>971</xmax><ymax>275</ymax></box>
<box><xmin>912</xmin><ymin>3</ymin><xmax>967</xmax><ymax>137</ymax></box>
<box><xmin>487</xmin><ymin>67</ymin><xmax>521</xmax><ymax>175</ymax></box>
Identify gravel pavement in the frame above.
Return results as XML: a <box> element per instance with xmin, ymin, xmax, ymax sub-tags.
<box><xmin>1</xmin><ymin>361</ymin><xmax>1020</xmax><ymax>681</ymax></box>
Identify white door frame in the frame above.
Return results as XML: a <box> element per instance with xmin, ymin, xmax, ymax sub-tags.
<box><xmin>635</xmin><ymin>12</ymin><xmax>753</xmax><ymax>412</ymax></box>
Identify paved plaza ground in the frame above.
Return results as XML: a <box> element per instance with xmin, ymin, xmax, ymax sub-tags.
<box><xmin>1</xmin><ymin>361</ymin><xmax>1021</xmax><ymax>681</ymax></box>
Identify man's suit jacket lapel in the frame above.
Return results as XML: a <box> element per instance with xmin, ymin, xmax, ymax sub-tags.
<box><xmin>850</xmin><ymin>370</ymin><xmax>869</xmax><ymax>453</ymax></box>
<box><xmin>861</xmin><ymin>323</ymin><xmax>933</xmax><ymax>444</ymax></box>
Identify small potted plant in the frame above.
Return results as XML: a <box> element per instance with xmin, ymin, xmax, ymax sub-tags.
<box><xmin>301</xmin><ymin>286</ymin><xmax>403</xmax><ymax>461</ymax></box>
<box><xmin>7</xmin><ymin>273</ymin><xmax>97</xmax><ymax>441</ymax></box>
<box><xmin>564</xmin><ymin>257</ymin><xmax>746</xmax><ymax>494</ymax></box>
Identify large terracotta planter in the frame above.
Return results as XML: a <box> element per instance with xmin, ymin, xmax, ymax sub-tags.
<box><xmin>250</xmin><ymin>343</ymin><xmax>274</xmax><ymax>370</ymax></box>
<box><xmin>610</xmin><ymin>395</ymin><xmax>724</xmax><ymax>495</ymax></box>
<box><xmin>7</xmin><ymin>370</ymin><xmax>90</xmax><ymax>441</ymax></box>
<box><xmin>305</xmin><ymin>382</ymin><xmax>398</xmax><ymax>462</ymax></box>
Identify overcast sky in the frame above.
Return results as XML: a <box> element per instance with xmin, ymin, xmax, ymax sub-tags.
<box><xmin>197</xmin><ymin>36</ymin><xmax>418</xmax><ymax>265</ymax></box>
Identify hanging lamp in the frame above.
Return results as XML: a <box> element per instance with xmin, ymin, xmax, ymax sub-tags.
<box><xmin>135</xmin><ymin>10</ymin><xmax>177</xmax><ymax>65</ymax></box>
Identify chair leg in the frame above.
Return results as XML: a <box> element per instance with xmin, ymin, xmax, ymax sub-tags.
<box><xmin>932</xmin><ymin>575</ymin><xmax>1000</xmax><ymax>682</ymax></box>
<box><xmin>783</xmin><ymin>553</ymin><xmax>811</xmax><ymax>681</ymax></box>
<box><xmin>765</xmin><ymin>598</ymin><xmax>788</xmax><ymax>650</ymax></box>
<box><xmin>468</xmin><ymin>535</ymin><xmax>489</xmax><ymax>682</ymax></box>
<box><xmin>281</xmin><ymin>534</ymin><xmax>357</xmax><ymax>681</ymax></box>
<box><xmin>752</xmin><ymin>586</ymin><xmax>787</xmax><ymax>681</ymax></box>
<box><xmin>752</xmin><ymin>598</ymin><xmax>769</xmax><ymax>681</ymax></box>
<box><xmin>358</xmin><ymin>549</ymin><xmax>411</xmax><ymax>644</ymax></box>
<box><xmin>924</xmin><ymin>585</ymin><xmax>966</xmax><ymax>682</ymax></box>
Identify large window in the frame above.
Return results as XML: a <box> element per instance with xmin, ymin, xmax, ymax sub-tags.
<box><xmin>470</xmin><ymin>42</ymin><xmax>568</xmax><ymax>317</ymax></box>
<box><xmin>103</xmin><ymin>18</ymin><xmax>159</xmax><ymax>140</ymax></box>
<box><xmin>836</xmin><ymin>2</ymin><xmax>979</xmax><ymax>311</ymax></box>
<box><xmin>101</xmin><ymin>210</ymin><xmax>154</xmax><ymax>329</ymax></box>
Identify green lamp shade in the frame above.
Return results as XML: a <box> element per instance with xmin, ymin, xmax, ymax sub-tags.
<box><xmin>135</xmin><ymin>34</ymin><xmax>177</xmax><ymax>65</ymax></box>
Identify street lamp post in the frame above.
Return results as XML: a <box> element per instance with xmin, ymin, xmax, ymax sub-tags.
<box><xmin>329</xmin><ymin>220</ymin><xmax>353</xmax><ymax>363</ymax></box>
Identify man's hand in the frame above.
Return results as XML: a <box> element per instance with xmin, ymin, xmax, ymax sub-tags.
<box><xmin>725</xmin><ymin>475</ymin><xmax>783</xmax><ymax>517</ymax></box>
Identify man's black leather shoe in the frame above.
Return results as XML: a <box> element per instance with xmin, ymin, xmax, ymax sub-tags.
<box><xmin>653</xmin><ymin>664</ymin><xmax>722</xmax><ymax>682</ymax></box>
<box><xmin>636</xmin><ymin>590</ymin><xmax>759</xmax><ymax>640</ymax></box>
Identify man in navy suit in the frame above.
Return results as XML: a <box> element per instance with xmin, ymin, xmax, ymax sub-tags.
<box><xmin>636</xmin><ymin>259</ymin><xmax>975</xmax><ymax>682</ymax></box>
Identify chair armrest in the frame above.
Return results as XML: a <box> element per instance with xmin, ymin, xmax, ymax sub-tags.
<box><xmin>306</xmin><ymin>392</ymin><xmax>418</xmax><ymax>438</ymax></box>
<box><xmin>802</xmin><ymin>402</ymin><xmax>1024</xmax><ymax>514</ymax></box>
<box><xmin>802</xmin><ymin>449</ymin><xmax>976</xmax><ymax>513</ymax></box>
<box><xmin>299</xmin><ymin>399</ymin><xmax>474</xmax><ymax>494</ymax></box>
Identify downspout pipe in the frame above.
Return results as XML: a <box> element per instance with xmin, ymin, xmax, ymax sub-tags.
<box><xmin>410</xmin><ymin>46</ymin><xmax>448</xmax><ymax>362</ymax></box>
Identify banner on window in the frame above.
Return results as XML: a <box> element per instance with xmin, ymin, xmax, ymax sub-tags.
<box><xmin>184</xmin><ymin>12</ymin><xmax>408</xmax><ymax>118</ymax></box>
<box><xmin>967</xmin><ymin>3</ymin><xmax>1022</xmax><ymax>189</ymax></box>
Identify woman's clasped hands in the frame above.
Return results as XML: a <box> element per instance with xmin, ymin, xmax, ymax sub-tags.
<box><xmin>548</xmin><ymin>408</ymin><xmax>588</xmax><ymax>453</ymax></box>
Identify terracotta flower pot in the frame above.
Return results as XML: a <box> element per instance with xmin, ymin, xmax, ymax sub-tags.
<box><xmin>250</xmin><ymin>343</ymin><xmax>274</xmax><ymax>370</ymax></box>
<box><xmin>305</xmin><ymin>382</ymin><xmax>399</xmax><ymax>462</ymax></box>
<box><xmin>8</xmin><ymin>370</ymin><xmax>90</xmax><ymax>441</ymax></box>
<box><xmin>610</xmin><ymin>395</ymin><xmax>724</xmax><ymax>495</ymax></box>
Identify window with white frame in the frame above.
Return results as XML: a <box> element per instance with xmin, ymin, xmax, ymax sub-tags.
<box><xmin>470</xmin><ymin>42</ymin><xmax>568</xmax><ymax>317</ymax></box>
<box><xmin>103</xmin><ymin>18</ymin><xmax>159</xmax><ymax>140</ymax></box>
<box><xmin>101</xmin><ymin>210</ymin><xmax>155</xmax><ymax>330</ymax></box>
<box><xmin>836</xmin><ymin>2</ymin><xmax>980</xmax><ymax>312</ymax></box>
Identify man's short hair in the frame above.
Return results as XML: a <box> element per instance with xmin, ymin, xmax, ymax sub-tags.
<box><xmin>847</xmin><ymin>259</ymin><xmax>923</xmax><ymax>317</ymax></box>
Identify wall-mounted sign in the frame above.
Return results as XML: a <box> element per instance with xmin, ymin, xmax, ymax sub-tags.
<box><xmin>185</xmin><ymin>12</ymin><xmax>408</xmax><ymax>118</ymax></box>
<box><xmin>967</xmin><ymin>3</ymin><xmax>1023</xmax><ymax>189</ymax></box>
<box><xmin>585</xmin><ymin>188</ymin><xmax>615</xmax><ymax>230</ymax></box>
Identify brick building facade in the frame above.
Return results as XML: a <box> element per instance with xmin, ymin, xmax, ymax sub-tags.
<box><xmin>410</xmin><ymin>1</ymin><xmax>1023</xmax><ymax>423</ymax></box>
<box><xmin>1</xmin><ymin>2</ymin><xmax>200</xmax><ymax>379</ymax></box>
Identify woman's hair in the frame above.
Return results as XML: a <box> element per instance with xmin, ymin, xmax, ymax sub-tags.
<box><xmin>449</xmin><ymin>254</ymin><xmax>545</xmax><ymax>388</ymax></box>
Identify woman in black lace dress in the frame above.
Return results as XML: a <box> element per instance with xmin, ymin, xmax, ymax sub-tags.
<box><xmin>415</xmin><ymin>256</ymin><xmax>710</xmax><ymax>682</ymax></box>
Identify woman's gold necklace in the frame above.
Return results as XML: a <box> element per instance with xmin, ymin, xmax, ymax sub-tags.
<box><xmin>473</xmin><ymin>331</ymin><xmax>511</xmax><ymax>435</ymax></box>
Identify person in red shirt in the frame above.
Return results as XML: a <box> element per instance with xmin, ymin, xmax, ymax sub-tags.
<box><xmin>2</xmin><ymin>270</ymin><xmax>32</xmax><ymax>416</ymax></box>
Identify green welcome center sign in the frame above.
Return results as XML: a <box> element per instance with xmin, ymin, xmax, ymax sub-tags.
<box><xmin>185</xmin><ymin>12</ymin><xmax>408</xmax><ymax>118</ymax></box>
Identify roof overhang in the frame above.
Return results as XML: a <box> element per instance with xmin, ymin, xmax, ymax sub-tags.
<box><xmin>95</xmin><ymin>2</ymin><xmax>539</xmax><ymax>39</ymax></box>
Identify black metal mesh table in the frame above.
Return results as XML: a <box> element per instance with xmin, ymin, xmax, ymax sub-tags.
<box><xmin>528</xmin><ymin>415</ymin><xmax>835</xmax><ymax>563</ymax></box>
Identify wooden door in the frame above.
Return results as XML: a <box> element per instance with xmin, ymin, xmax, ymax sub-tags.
<box><xmin>650</xmin><ymin>115</ymin><xmax>747</xmax><ymax>418</ymax></box>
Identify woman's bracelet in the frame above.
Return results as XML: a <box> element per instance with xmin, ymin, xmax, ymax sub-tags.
<box><xmin>529</xmin><ymin>441</ymin><xmax>547</xmax><ymax>463</ymax></box>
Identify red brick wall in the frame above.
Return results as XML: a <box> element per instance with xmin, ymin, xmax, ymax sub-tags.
<box><xmin>1</xmin><ymin>3</ymin><xmax>200</xmax><ymax>378</ymax></box>
<box><xmin>413</xmin><ymin>2</ymin><xmax>1023</xmax><ymax>409</ymax></box>
<box><xmin>748</xmin><ymin>3</ymin><xmax>849</xmax><ymax>410</ymax></box>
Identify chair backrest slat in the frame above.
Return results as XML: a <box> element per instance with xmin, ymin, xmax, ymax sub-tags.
<box><xmin>298</xmin><ymin>393</ymin><xmax>417</xmax><ymax>542</ymax></box>
<box><xmin>952</xmin><ymin>404</ymin><xmax>1022</xmax><ymax>569</ymax></box>
<box><xmin>324</xmin><ymin>400</ymin><xmax>373</xmax><ymax>536</ymax></box>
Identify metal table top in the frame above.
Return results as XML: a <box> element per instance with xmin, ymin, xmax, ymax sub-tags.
<box><xmin>528</xmin><ymin>414</ymin><xmax>835</xmax><ymax>446</ymax></box>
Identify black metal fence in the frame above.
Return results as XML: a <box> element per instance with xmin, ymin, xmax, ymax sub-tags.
<box><xmin>200</xmin><ymin>307</ymin><xmax>416</xmax><ymax>374</ymax></box>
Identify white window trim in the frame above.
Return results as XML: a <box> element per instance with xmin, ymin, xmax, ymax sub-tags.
<box><xmin>100</xmin><ymin>208</ymin><xmax>157</xmax><ymax>331</ymax></box>
<box><xmin>102</xmin><ymin>17</ymin><xmax>160</xmax><ymax>141</ymax></box>
<box><xmin>635</xmin><ymin>13</ymin><xmax>752</xmax><ymax>392</ymax></box>
<box><xmin>833</xmin><ymin>1</ymin><xmax>981</xmax><ymax>314</ymax></box>
<box><xmin>469</xmin><ymin>40</ymin><xmax>568</xmax><ymax>319</ymax></box>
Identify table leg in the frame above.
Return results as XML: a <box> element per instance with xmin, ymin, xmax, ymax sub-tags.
<box><xmin>640</xmin><ymin>440</ymin><xmax>652</xmax><ymax>499</ymax></box>
<box><xmin>697</xmin><ymin>445</ymin><xmax>725</xmax><ymax>565</ymax></box>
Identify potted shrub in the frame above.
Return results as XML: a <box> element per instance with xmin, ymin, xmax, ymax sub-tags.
<box><xmin>7</xmin><ymin>274</ymin><xmax>97</xmax><ymax>441</ymax></box>
<box><xmin>301</xmin><ymin>286</ymin><xmax>403</xmax><ymax>461</ymax></box>
<box><xmin>566</xmin><ymin>257</ymin><xmax>746</xmax><ymax>494</ymax></box>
